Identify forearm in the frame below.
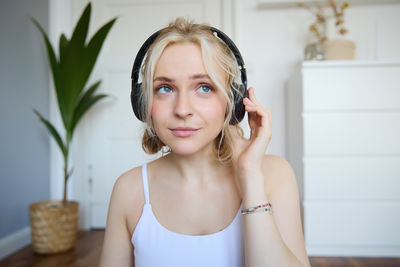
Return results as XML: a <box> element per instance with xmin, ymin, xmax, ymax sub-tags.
<box><xmin>242</xmin><ymin>171</ymin><xmax>303</xmax><ymax>267</ymax></box>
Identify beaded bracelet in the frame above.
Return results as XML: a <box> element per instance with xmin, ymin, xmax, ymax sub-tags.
<box><xmin>241</xmin><ymin>202</ymin><xmax>273</xmax><ymax>215</ymax></box>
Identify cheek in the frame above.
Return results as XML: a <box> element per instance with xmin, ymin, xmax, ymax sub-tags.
<box><xmin>150</xmin><ymin>102</ymin><xmax>165</xmax><ymax>134</ymax></box>
<box><xmin>201</xmin><ymin>99</ymin><xmax>227</xmax><ymax>121</ymax></box>
<box><xmin>214</xmin><ymin>98</ymin><xmax>228</xmax><ymax>117</ymax></box>
<box><xmin>150</xmin><ymin>102</ymin><xmax>165</xmax><ymax>136</ymax></box>
<box><xmin>151</xmin><ymin>101</ymin><xmax>163</xmax><ymax>120</ymax></box>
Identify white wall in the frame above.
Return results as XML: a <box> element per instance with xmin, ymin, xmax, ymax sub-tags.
<box><xmin>234</xmin><ymin>0</ymin><xmax>400</xmax><ymax>157</ymax></box>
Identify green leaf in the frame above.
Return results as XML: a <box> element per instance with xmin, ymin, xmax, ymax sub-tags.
<box><xmin>31</xmin><ymin>17</ymin><xmax>68</xmax><ymax>128</ymax></box>
<box><xmin>57</xmin><ymin>4</ymin><xmax>92</xmax><ymax>129</ymax></box>
<box><xmin>59</xmin><ymin>6</ymin><xmax>116</xmax><ymax>131</ymax></box>
<box><xmin>83</xmin><ymin>17</ymin><xmax>117</xmax><ymax>84</ymax></box>
<box><xmin>70</xmin><ymin>81</ymin><xmax>108</xmax><ymax>133</ymax></box>
<box><xmin>61</xmin><ymin>2</ymin><xmax>93</xmax><ymax>113</ymax></box>
<box><xmin>69</xmin><ymin>2</ymin><xmax>91</xmax><ymax>47</ymax></box>
<box><xmin>59</xmin><ymin>34</ymin><xmax>69</xmax><ymax>65</ymax></box>
<box><xmin>71</xmin><ymin>95</ymin><xmax>108</xmax><ymax>134</ymax></box>
<box><xmin>33</xmin><ymin>109</ymin><xmax>66</xmax><ymax>158</ymax></box>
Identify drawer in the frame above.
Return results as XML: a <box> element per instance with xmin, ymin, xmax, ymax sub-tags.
<box><xmin>303</xmin><ymin>157</ymin><xmax>400</xmax><ymax>200</ymax></box>
<box><xmin>302</xmin><ymin>64</ymin><xmax>400</xmax><ymax>111</ymax></box>
<box><xmin>303</xmin><ymin>201</ymin><xmax>400</xmax><ymax>247</ymax></box>
<box><xmin>303</xmin><ymin>112</ymin><xmax>400</xmax><ymax>155</ymax></box>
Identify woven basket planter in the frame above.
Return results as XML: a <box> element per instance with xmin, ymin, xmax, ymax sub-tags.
<box><xmin>29</xmin><ymin>200</ymin><xmax>79</xmax><ymax>254</ymax></box>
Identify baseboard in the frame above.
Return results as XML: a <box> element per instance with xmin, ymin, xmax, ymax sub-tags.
<box><xmin>307</xmin><ymin>245</ymin><xmax>400</xmax><ymax>257</ymax></box>
<box><xmin>0</xmin><ymin>227</ymin><xmax>31</xmax><ymax>260</ymax></box>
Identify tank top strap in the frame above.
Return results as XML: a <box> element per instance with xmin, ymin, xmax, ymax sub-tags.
<box><xmin>141</xmin><ymin>164</ymin><xmax>150</xmax><ymax>204</ymax></box>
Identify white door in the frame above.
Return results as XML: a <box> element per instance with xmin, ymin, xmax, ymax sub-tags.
<box><xmin>72</xmin><ymin>0</ymin><xmax>228</xmax><ymax>228</ymax></box>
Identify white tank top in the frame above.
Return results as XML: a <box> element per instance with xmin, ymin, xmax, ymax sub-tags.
<box><xmin>131</xmin><ymin>164</ymin><xmax>245</xmax><ymax>267</ymax></box>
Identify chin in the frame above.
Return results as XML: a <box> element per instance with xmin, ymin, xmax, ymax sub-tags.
<box><xmin>168</xmin><ymin>144</ymin><xmax>207</xmax><ymax>156</ymax></box>
<box><xmin>163</xmin><ymin>138</ymin><xmax>215</xmax><ymax>157</ymax></box>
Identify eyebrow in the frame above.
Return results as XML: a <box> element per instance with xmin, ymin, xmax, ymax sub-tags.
<box><xmin>190</xmin><ymin>74</ymin><xmax>211</xmax><ymax>80</ymax></box>
<box><xmin>153</xmin><ymin>73</ymin><xmax>211</xmax><ymax>82</ymax></box>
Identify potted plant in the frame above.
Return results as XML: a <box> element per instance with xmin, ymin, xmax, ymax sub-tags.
<box><xmin>29</xmin><ymin>2</ymin><xmax>116</xmax><ymax>254</ymax></box>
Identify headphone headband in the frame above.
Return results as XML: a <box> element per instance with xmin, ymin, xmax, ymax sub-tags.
<box><xmin>131</xmin><ymin>30</ymin><xmax>161</xmax><ymax>84</ymax></box>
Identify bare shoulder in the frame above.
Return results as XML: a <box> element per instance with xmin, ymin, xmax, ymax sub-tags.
<box><xmin>109</xmin><ymin>166</ymin><xmax>145</xmax><ymax>235</ymax></box>
<box><xmin>260</xmin><ymin>154</ymin><xmax>298</xmax><ymax>197</ymax></box>
<box><xmin>100</xmin><ymin>166</ymin><xmax>145</xmax><ymax>266</ymax></box>
<box><xmin>112</xmin><ymin>166</ymin><xmax>143</xmax><ymax>204</ymax></box>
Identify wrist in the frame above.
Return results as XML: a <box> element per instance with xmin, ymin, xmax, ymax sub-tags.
<box><xmin>237</xmin><ymin>169</ymin><xmax>265</xmax><ymax>199</ymax></box>
<box><xmin>237</xmin><ymin>158</ymin><xmax>262</xmax><ymax>169</ymax></box>
<box><xmin>242</xmin><ymin>182</ymin><xmax>267</xmax><ymax>208</ymax></box>
<box><xmin>236</xmin><ymin>167</ymin><xmax>263</xmax><ymax>181</ymax></box>
<box><xmin>243</xmin><ymin>192</ymin><xmax>268</xmax><ymax>208</ymax></box>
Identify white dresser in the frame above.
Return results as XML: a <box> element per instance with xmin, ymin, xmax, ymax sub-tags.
<box><xmin>286</xmin><ymin>61</ymin><xmax>400</xmax><ymax>257</ymax></box>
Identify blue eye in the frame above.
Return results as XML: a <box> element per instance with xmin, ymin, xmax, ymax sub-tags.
<box><xmin>157</xmin><ymin>86</ymin><xmax>172</xmax><ymax>94</ymax></box>
<box><xmin>197</xmin><ymin>85</ymin><xmax>212</xmax><ymax>94</ymax></box>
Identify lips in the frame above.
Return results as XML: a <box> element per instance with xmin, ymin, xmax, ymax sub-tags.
<box><xmin>169</xmin><ymin>127</ymin><xmax>200</xmax><ymax>137</ymax></box>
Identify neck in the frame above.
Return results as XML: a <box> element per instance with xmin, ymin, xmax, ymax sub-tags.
<box><xmin>165</xmin><ymin>149</ymin><xmax>230</xmax><ymax>186</ymax></box>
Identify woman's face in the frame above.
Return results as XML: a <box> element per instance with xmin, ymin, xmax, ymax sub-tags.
<box><xmin>151</xmin><ymin>42</ymin><xmax>227</xmax><ymax>156</ymax></box>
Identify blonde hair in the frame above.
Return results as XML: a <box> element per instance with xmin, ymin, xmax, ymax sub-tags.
<box><xmin>140</xmin><ymin>17</ymin><xmax>244</xmax><ymax>163</ymax></box>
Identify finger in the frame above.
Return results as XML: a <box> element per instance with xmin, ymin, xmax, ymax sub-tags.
<box><xmin>245</xmin><ymin>103</ymin><xmax>267</xmax><ymax>116</ymax></box>
<box><xmin>246</xmin><ymin>105</ymin><xmax>272</xmax><ymax>127</ymax></box>
<box><xmin>245</xmin><ymin>98</ymin><xmax>271</xmax><ymax>116</ymax></box>
<box><xmin>243</xmin><ymin>97</ymin><xmax>260</xmax><ymax>111</ymax></box>
<box><xmin>247</xmin><ymin>87</ymin><xmax>261</xmax><ymax>105</ymax></box>
<box><xmin>243</xmin><ymin>97</ymin><xmax>254</xmax><ymax>107</ymax></box>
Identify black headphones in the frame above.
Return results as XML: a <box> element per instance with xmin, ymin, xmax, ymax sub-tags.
<box><xmin>131</xmin><ymin>26</ymin><xmax>248</xmax><ymax>125</ymax></box>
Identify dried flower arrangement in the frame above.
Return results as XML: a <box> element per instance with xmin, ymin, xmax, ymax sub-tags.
<box><xmin>298</xmin><ymin>0</ymin><xmax>350</xmax><ymax>42</ymax></box>
<box><xmin>328</xmin><ymin>0</ymin><xmax>349</xmax><ymax>35</ymax></box>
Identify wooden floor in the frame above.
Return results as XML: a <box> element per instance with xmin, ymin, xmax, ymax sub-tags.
<box><xmin>0</xmin><ymin>230</ymin><xmax>104</xmax><ymax>267</ymax></box>
<box><xmin>1</xmin><ymin>230</ymin><xmax>399</xmax><ymax>267</ymax></box>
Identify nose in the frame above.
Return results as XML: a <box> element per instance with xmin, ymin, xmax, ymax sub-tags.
<box><xmin>174</xmin><ymin>91</ymin><xmax>193</xmax><ymax>119</ymax></box>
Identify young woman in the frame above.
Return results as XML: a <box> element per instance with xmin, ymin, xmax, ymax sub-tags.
<box><xmin>100</xmin><ymin>18</ymin><xmax>310</xmax><ymax>267</ymax></box>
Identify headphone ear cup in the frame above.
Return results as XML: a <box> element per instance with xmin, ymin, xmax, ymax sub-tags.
<box><xmin>230</xmin><ymin>83</ymin><xmax>248</xmax><ymax>125</ymax></box>
<box><xmin>131</xmin><ymin>82</ymin><xmax>145</xmax><ymax>122</ymax></box>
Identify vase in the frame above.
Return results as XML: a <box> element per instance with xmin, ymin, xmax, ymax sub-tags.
<box><xmin>323</xmin><ymin>39</ymin><xmax>355</xmax><ymax>60</ymax></box>
<box><xmin>304</xmin><ymin>42</ymin><xmax>325</xmax><ymax>61</ymax></box>
<box><xmin>29</xmin><ymin>200</ymin><xmax>79</xmax><ymax>254</ymax></box>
